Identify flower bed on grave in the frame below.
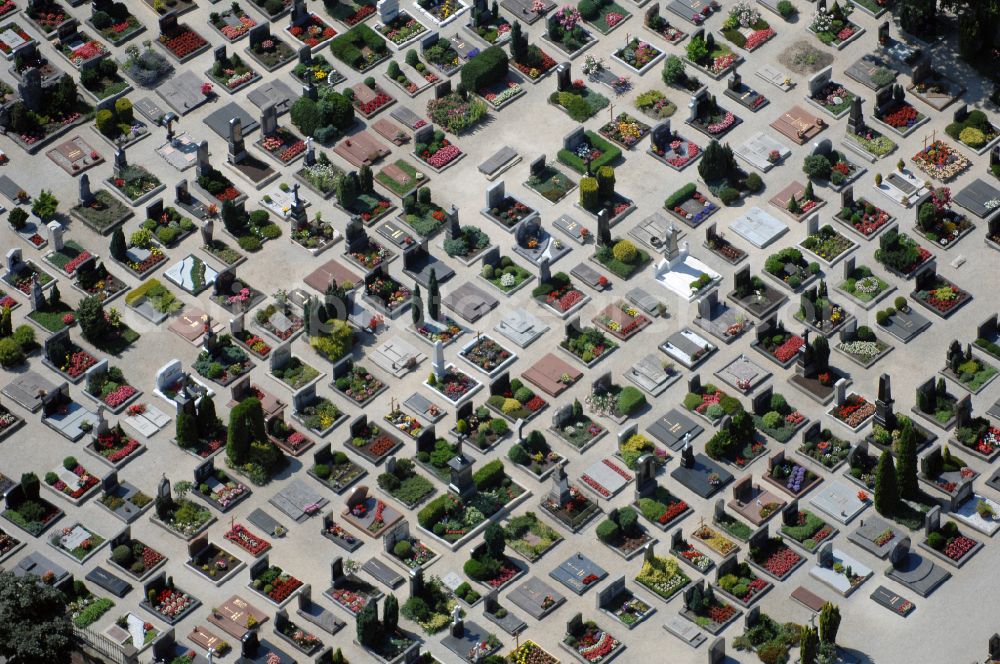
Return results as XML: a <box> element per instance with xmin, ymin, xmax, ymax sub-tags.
<box><xmin>685</xmin><ymin>34</ymin><xmax>738</xmax><ymax>78</ymax></box>
<box><xmin>193</xmin><ymin>336</ymin><xmax>254</xmax><ymax>386</ymax></box>
<box><xmin>911</xmin><ymin>141</ymin><xmax>971</xmax><ymax>182</ymax></box>
<box><xmin>159</xmin><ymin>24</ymin><xmax>208</xmax><ymax>60</ymax></box>
<box><xmin>348</xmin><ymin>421</ymin><xmax>401</xmax><ymax>463</ymax></box>
<box><xmin>208</xmin><ymin>53</ymin><xmax>260</xmax><ymax>92</ymax></box>
<box><xmin>874</xmin><ymin>99</ymin><xmax>925</xmax><ymax>134</ymax></box>
<box><xmin>312</xmin><ymin>450</ymin><xmax>365</xmax><ymax>492</ymax></box>
<box><xmin>60</xmin><ymin>33</ymin><xmax>109</xmax><ymax>69</ymax></box>
<box><xmin>614</xmin><ymin>39</ymin><xmax>661</xmax><ymax>73</ymax></box>
<box><xmin>913</xmin><ymin>187</ymin><xmax>972</xmax><ymax>248</ymax></box>
<box><xmin>47</xmin><ymin>340</ymin><xmax>99</xmax><ymax>381</ymax></box>
<box><xmin>414</xmin><ymin>315</ymin><xmax>462</xmax><ymax>344</ymax></box>
<box><xmin>683</xmin><ymin>383</ymin><xmax>737</xmax><ymax>425</ymax></box>
<box><xmin>461</xmin><ymin>335</ymin><xmax>514</xmax><ymax>373</ymax></box>
<box><xmin>946</xmin><ymin>110</ymin><xmax>999</xmax><ymax>151</ymax></box>
<box><xmin>194</xmin><ymin>468</ymin><xmax>249</xmax><ymax>512</ymax></box>
<box><xmin>533</xmin><ymin>272</ymin><xmax>586</xmax><ymax>313</ymax></box>
<box><xmin>334</xmin><ymin>365</ymin><xmax>384</xmax><ymax>405</ymax></box>
<box><xmin>108</xmin><ymin>537</ymin><xmax>164</xmax><ymax>579</ymax></box>
<box><xmin>0</xmin><ymin>22</ymin><xmax>36</xmax><ymax>58</ymax></box>
<box><xmin>801</xmin><ymin>224</ymin><xmax>854</xmax><ymax>264</ymax></box>
<box><xmin>25</xmin><ymin>0</ymin><xmax>68</xmax><ymax>37</ymax></box>
<box><xmin>563</xmin><ymin>619</ymin><xmax>624</xmax><ymax>662</ymax></box>
<box><xmin>912</xmin><ymin>275</ymin><xmax>969</xmax><ymax>315</ymax></box>
<box><xmin>557</xmin><ymin>131</ymin><xmax>621</xmax><ymax>174</ymax></box>
<box><xmin>426</xmin><ymin>93</ymin><xmax>487</xmax><ymax>134</ymax></box>
<box><xmin>417</xmin><ymin>462</ymin><xmax>525</xmax><ymax>542</ymax></box>
<box><xmin>599</xmin><ymin>112</ymin><xmax>650</xmax><ymax>149</ymax></box>
<box><xmin>91</xmin><ymin>425</ymin><xmax>142</xmax><ymax>465</ymax></box>
<box><xmin>377</xmin><ymin>458</ymin><xmax>434</xmax><ymax>508</ymax></box>
<box><xmin>223</xmin><ymin>523</ymin><xmax>271</xmax><ymax>557</ymax></box>
<box><xmin>808</xmin><ymin>3</ymin><xmax>861</xmax><ymax>47</ymax></box>
<box><xmin>108</xmin><ymin>166</ymin><xmax>161</xmax><ymax>204</ymax></box>
<box><xmin>250</xmin><ymin>564</ymin><xmax>303</xmax><ymax>604</ymax></box>
<box><xmin>210</xmin><ymin>5</ymin><xmax>257</xmax><ymax>41</ymax></box>
<box><xmin>551</xmin><ymin>81</ymin><xmax>610</xmax><ymax>122</ymax></box>
<box><xmin>508</xmin><ymin>431</ymin><xmax>562</xmax><ymax>478</ymax></box>
<box><xmin>479</xmin><ymin>79</ymin><xmax>523</xmax><ymax>110</ymax></box>
<box><xmin>416</xmin><ymin>130</ymin><xmax>463</xmax><ymax>170</ymax></box>
<box><xmin>716</xmin><ymin>561</ymin><xmax>770</xmax><ymax>606</ymax></box>
<box><xmin>258</xmin><ymin>128</ymin><xmax>305</xmax><ymax>164</ymax></box>
<box><xmin>288</xmin><ymin>13</ymin><xmax>338</xmax><ymax>48</ymax></box>
<box><xmin>593</xmin><ymin>301</ymin><xmax>649</xmax><ymax>341</ymax></box>
<box><xmin>835</xmin><ymin>198</ymin><xmax>892</xmax><ymax>238</ymax></box>
<box><xmin>377</xmin><ymin>12</ymin><xmax>426</xmax><ymax>45</ymax></box>
<box><xmin>154</xmin><ymin>494</ymin><xmax>214</xmax><ymax>539</ymax></box>
<box><xmin>427</xmin><ymin>366</ymin><xmax>480</xmax><ymax>403</ymax></box>
<box><xmin>764</xmin><ymin>247</ymin><xmax>819</xmax><ymax>290</ymax></box>
<box><xmin>85</xmin><ymin>366</ymin><xmax>138</xmax><ymax>410</ymax></box>
<box><xmin>924</xmin><ymin>520</ymin><xmax>978</xmax><ymax>564</ymax></box>
<box><xmin>455</xmin><ymin>405</ymin><xmax>510</xmax><ymax>451</ymax></box>
<box><xmin>291</xmin><ymin>54</ymin><xmax>345</xmax><ymax>85</ymax></box>
<box><xmin>561</xmin><ymin>325</ymin><xmax>617</xmax><ymax>365</ymax></box>
<box><xmin>72</xmin><ymin>190</ymin><xmax>132</xmax><ymax>235</ymax></box>
<box><xmin>53</xmin><ymin>523</ymin><xmax>105</xmax><ymax>563</ymax></box>
<box><xmin>720</xmin><ymin>3</ymin><xmax>774</xmax><ymax>52</ymax></box>
<box><xmin>365</xmin><ymin>273</ymin><xmax>411</xmax><ymax>312</ymax></box>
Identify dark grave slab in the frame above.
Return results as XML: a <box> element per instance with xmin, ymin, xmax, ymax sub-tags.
<box><xmin>246</xmin><ymin>80</ymin><xmax>295</xmax><ymax>115</ymax></box>
<box><xmin>157</xmin><ymin>71</ymin><xmax>211</xmax><ymax>116</ymax></box>
<box><xmin>362</xmin><ymin>557</ymin><xmax>404</xmax><ymax>589</ymax></box>
<box><xmin>441</xmin><ymin>620</ymin><xmax>498</xmax><ymax>662</ymax></box>
<box><xmin>389</xmin><ymin>105</ymin><xmax>425</xmax><ymax>129</ymax></box>
<box><xmin>870</xmin><ymin>585</ymin><xmax>915</xmax><ymax>617</ymax></box>
<box><xmin>507</xmin><ymin>577</ymin><xmax>566</xmax><ymax>620</ymax></box>
<box><xmin>204</xmin><ymin>103</ymin><xmax>260</xmax><ymax>139</ymax></box>
<box><xmin>247</xmin><ymin>508</ymin><xmax>286</xmax><ymax>538</ymax></box>
<box><xmin>2</xmin><ymin>371</ymin><xmax>57</xmax><ymax>413</ymax></box>
<box><xmin>885</xmin><ymin>548</ymin><xmax>950</xmax><ymax>597</ymax></box>
<box><xmin>269</xmin><ymin>479</ymin><xmax>328</xmax><ymax>522</ymax></box>
<box><xmin>403</xmin><ymin>250</ymin><xmax>455</xmax><ymax>287</ymax></box>
<box><xmin>404</xmin><ymin>392</ymin><xmax>446</xmax><ymax>423</ymax></box>
<box><xmin>297</xmin><ymin>587</ymin><xmax>345</xmax><ymax>635</ymax></box>
<box><xmin>442</xmin><ymin>283</ymin><xmax>498</xmax><ymax>322</ymax></box>
<box><xmin>881</xmin><ymin>308</ymin><xmax>930</xmax><ymax>343</ymax></box>
<box><xmin>375</xmin><ymin>219</ymin><xmax>414</xmax><ymax>250</ymax></box>
<box><xmin>848</xmin><ymin>516</ymin><xmax>902</xmax><ymax>558</ymax></box>
<box><xmin>670</xmin><ymin>454</ymin><xmax>733</xmax><ymax>498</ymax></box>
<box><xmin>646</xmin><ymin>410</ymin><xmax>704</xmax><ymax>451</ymax></box>
<box><xmin>549</xmin><ymin>554</ymin><xmax>607</xmax><ymax>595</ymax></box>
<box><xmin>449</xmin><ymin>33</ymin><xmax>480</xmax><ymax>59</ymax></box>
<box><xmin>134</xmin><ymin>97</ymin><xmax>167</xmax><ymax>124</ymax></box>
<box><xmin>790</xmin><ymin>586</ymin><xmax>826</xmax><ymax>612</ymax></box>
<box><xmin>987</xmin><ymin>398</ymin><xmax>1000</xmax><ymax>422</ymax></box>
<box><xmin>953</xmin><ymin>179</ymin><xmax>1000</xmax><ymax>220</ymax></box>
<box><xmin>479</xmin><ymin>147</ymin><xmax>520</xmax><ymax>179</ymax></box>
<box><xmin>485</xmin><ymin>599</ymin><xmax>527</xmax><ymax>635</ymax></box>
<box><xmin>553</xmin><ymin>214</ymin><xmax>588</xmax><ymax>244</ymax></box>
<box><xmin>625</xmin><ymin>287</ymin><xmax>660</xmax><ymax>315</ymax></box>
<box><xmin>86</xmin><ymin>566</ymin><xmax>133</xmax><ymax>598</ymax></box>
<box><xmin>663</xmin><ymin>616</ymin><xmax>706</xmax><ymax>648</ymax></box>
<box><xmin>0</xmin><ymin>175</ymin><xmax>24</xmax><ymax>202</ymax></box>
<box><xmin>14</xmin><ymin>553</ymin><xmax>67</xmax><ymax>586</ymax></box>
<box><xmin>844</xmin><ymin>54</ymin><xmax>896</xmax><ymax>91</ymax></box>
<box><xmin>570</xmin><ymin>262</ymin><xmax>604</xmax><ymax>290</ymax></box>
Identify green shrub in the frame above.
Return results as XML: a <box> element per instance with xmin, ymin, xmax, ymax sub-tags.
<box><xmin>662</xmin><ymin>55</ymin><xmax>685</xmax><ymax>84</ymax></box>
<box><xmin>927</xmin><ymin>531</ymin><xmax>945</xmax><ymax>550</ymax></box>
<box><xmin>718</xmin><ymin>187</ymin><xmax>740</xmax><ymax>205</ymax></box>
<box><xmin>617</xmin><ymin>506</ymin><xmax>638</xmax><ymax>535</ymax></box>
<box><xmin>744</xmin><ymin>172</ymin><xmax>763</xmax><ymax>193</ymax></box>
<box><xmin>616</xmin><ymin>386</ymin><xmax>646</xmax><ymax>415</ymax></box>
<box><xmin>463</xmin><ymin>558</ymin><xmax>489</xmax><ymax>580</ymax></box>
<box><xmin>595</xmin><ymin>519</ymin><xmax>620</xmax><ymax>543</ymax></box>
<box><xmin>803</xmin><ymin>155</ymin><xmax>832</xmax><ymax>179</ymax></box>
<box><xmin>393</xmin><ymin>540</ymin><xmax>412</xmax><ymax>558</ymax></box>
<box><xmin>762</xmin><ymin>411</ymin><xmax>782</xmax><ymax>429</ymax></box>
<box><xmin>473</xmin><ymin>459</ymin><xmax>505</xmax><ymax>490</ymax></box>
<box><xmin>460</xmin><ymin>46</ymin><xmax>509</xmax><ymax>92</ymax></box>
<box><xmin>664</xmin><ymin>183</ymin><xmax>696</xmax><ymax>209</ymax></box>
<box><xmin>777</xmin><ymin>0</ymin><xmax>795</xmax><ymax>16</ymax></box>
<box><xmin>612</xmin><ymin>240</ymin><xmax>637</xmax><ymax>263</ymax></box>
<box><xmin>580</xmin><ymin>176</ymin><xmax>599</xmax><ymax>209</ymax></box>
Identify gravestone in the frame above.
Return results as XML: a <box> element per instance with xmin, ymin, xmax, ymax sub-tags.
<box><xmin>146</xmin><ymin>199</ymin><xmax>164</xmax><ymax>223</ymax></box>
<box><xmin>47</xmin><ymin>222</ymin><xmax>64</xmax><ymax>252</ymax></box>
<box><xmin>261</xmin><ymin>103</ymin><xmax>278</xmax><ymax>137</ymax></box>
<box><xmin>924</xmin><ymin>505</ymin><xmax>940</xmax><ymax>538</ymax></box>
<box><xmin>196</xmin><ymin>141</ymin><xmax>211</xmax><ymax>176</ymax></box>
<box><xmin>113</xmin><ymin>148</ymin><xmax>128</xmax><ymax>177</ymax></box>
<box><xmin>556</xmin><ymin>62</ymin><xmax>571</xmax><ymax>91</ymax></box>
<box><xmin>159</xmin><ymin>13</ymin><xmax>179</xmax><ymax>38</ymax></box>
<box><xmin>176</xmin><ymin>179</ymin><xmax>191</xmax><ymax>204</ymax></box>
<box><xmin>782</xmin><ymin>499</ymin><xmax>799</xmax><ymax>526</ymax></box>
<box><xmin>878</xmin><ymin>21</ymin><xmax>889</xmax><ymax>46</ymax></box>
<box><xmin>818</xmin><ymin>542</ymin><xmax>834</xmax><ymax>568</ymax></box>
<box><xmin>680</xmin><ymin>433</ymin><xmax>694</xmax><ymax>468</ymax></box>
<box><xmin>434</xmin><ymin>80</ymin><xmax>452</xmax><ymax>99</ymax></box>
<box><xmin>291</xmin><ymin>0</ymin><xmax>308</xmax><ymax>23</ymax></box>
<box><xmin>379</xmin><ymin>0</ymin><xmax>400</xmax><ymax>23</ymax></box>
<box><xmin>562</xmin><ymin>126</ymin><xmax>586</xmax><ymax>153</ymax></box>
<box><xmin>445</xmin><ymin>205</ymin><xmax>460</xmax><ymax>239</ymax></box>
<box><xmin>538</xmin><ymin>256</ymin><xmax>551</xmax><ymax>285</ymax></box>
<box><xmin>270</xmin><ymin>342</ymin><xmax>293</xmax><ymax>374</ymax></box>
<box><xmin>79</xmin><ymin>174</ymin><xmax>93</xmax><ymax>205</ymax></box>
<box><xmin>751</xmin><ymin>385</ymin><xmax>773</xmax><ymax>416</ymax></box>
<box><xmin>713</xmin><ymin>498</ymin><xmax>726</xmax><ymax>522</ymax></box>
<box><xmin>448</xmin><ymin>452</ymin><xmax>476</xmax><ymax>498</ymax></box>
<box><xmin>529</xmin><ymin>154</ymin><xmax>546</xmax><ymax>177</ymax></box>
<box><xmin>549</xmin><ymin>466</ymin><xmax>571</xmax><ymax>505</ymax></box>
<box><xmin>29</xmin><ymin>275</ymin><xmax>45</xmax><ymax>311</ymax></box>
<box><xmin>634</xmin><ymin>454</ymin><xmax>656</xmax><ymax>498</ymax></box>
<box><xmin>414</xmin><ymin>123</ymin><xmax>434</xmax><ymax>146</ymax></box>
<box><xmin>728</xmin><ymin>71</ymin><xmax>741</xmax><ymax>92</ymax></box>
<box><xmin>248</xmin><ymin>23</ymin><xmax>270</xmax><ymax>48</ymax></box>
<box><xmin>227</xmin><ymin>118</ymin><xmax>247</xmax><ymax>164</ymax></box>
<box><xmin>744</xmin><ymin>605</ymin><xmax>760</xmax><ymax>629</ymax></box>
<box><xmin>954</xmin><ymin>395</ymin><xmax>972</xmax><ymax>429</ymax></box>
<box><xmin>201</xmin><ymin>218</ymin><xmax>214</xmax><ymax>245</ymax></box>
<box><xmin>230</xmin><ymin>313</ymin><xmax>245</xmax><ymax>337</ymax></box>
<box><xmin>304</xmin><ymin>137</ymin><xmax>315</xmax><ymax>166</ymax></box>
<box><xmin>595</xmin><ymin>576</ymin><xmax>625</xmax><ymax>610</ymax></box>
<box><xmin>807</xmin><ymin>66</ymin><xmax>833</xmax><ymax>97</ymax></box>
<box><xmin>597</xmin><ymin>209</ymin><xmax>611</xmax><ymax>246</ymax></box>
<box><xmin>875</xmin><ymin>373</ymin><xmax>895</xmax><ymax>429</ymax></box>
<box><xmin>6</xmin><ymin>247</ymin><xmax>22</xmax><ymax>273</ymax></box>
<box><xmin>812</xmin><ymin>138</ymin><xmax>833</xmax><ymax>158</ymax></box>
<box><xmin>18</xmin><ymin>69</ymin><xmax>43</xmax><ymax>112</ymax></box>
<box><xmin>552</xmin><ymin>403</ymin><xmax>573</xmax><ymax>429</ymax></box>
<box><xmin>847</xmin><ymin>96</ymin><xmax>865</xmax><ymax>135</ymax></box>
<box><xmin>431</xmin><ymin>340</ymin><xmax>445</xmax><ymax>378</ymax></box>
<box><xmin>889</xmin><ymin>537</ymin><xmax>911</xmax><ymax>568</ymax></box>
<box><xmin>302</xmin><ymin>81</ymin><xmax>318</xmax><ymax>101</ymax></box>
<box><xmin>485</xmin><ymin>181</ymin><xmax>505</xmax><ymax>211</ymax></box>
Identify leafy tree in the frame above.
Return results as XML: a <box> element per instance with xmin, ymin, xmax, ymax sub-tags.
<box><xmin>427</xmin><ymin>269</ymin><xmax>439</xmax><ymax>321</ymax></box>
<box><xmin>685</xmin><ymin>36</ymin><xmax>709</xmax><ymax>63</ymax></box>
<box><xmin>0</xmin><ymin>569</ymin><xmax>73</xmax><ymax>664</ymax></box>
<box><xmin>290</xmin><ymin>96</ymin><xmax>322</xmax><ymax>137</ymax></box>
<box><xmin>818</xmin><ymin>602</ymin><xmax>841</xmax><ymax>644</ymax></box>
<box><xmin>382</xmin><ymin>594</ymin><xmax>399</xmax><ymax>635</ymax></box>
<box><xmin>76</xmin><ymin>295</ymin><xmax>107</xmax><ymax>343</ymax></box>
<box><xmin>898</xmin><ymin>0</ymin><xmax>936</xmax><ymax>37</ymax></box>
<box><xmin>873</xmin><ymin>450</ymin><xmax>898</xmax><ymax>516</ymax></box>
<box><xmin>894</xmin><ymin>418</ymin><xmax>919</xmax><ymax>499</ymax></box>
<box><xmin>110</xmin><ymin>227</ymin><xmax>126</xmax><ymax>261</ymax></box>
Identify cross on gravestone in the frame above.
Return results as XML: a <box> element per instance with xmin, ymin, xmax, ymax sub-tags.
<box><xmin>47</xmin><ymin>221</ymin><xmax>64</xmax><ymax>252</ymax></box>
<box><xmin>196</xmin><ymin>141</ymin><xmax>211</xmax><ymax>176</ymax></box>
<box><xmin>304</xmin><ymin>137</ymin><xmax>315</xmax><ymax>166</ymax></box>
<box><xmin>78</xmin><ymin>174</ymin><xmax>93</xmax><ymax>205</ymax></box>
<box><xmin>556</xmin><ymin>62</ymin><xmax>571</xmax><ymax>92</ymax></box>
<box><xmin>227</xmin><ymin>118</ymin><xmax>247</xmax><ymax>164</ymax></box>
<box><xmin>261</xmin><ymin>103</ymin><xmax>279</xmax><ymax>137</ymax></box>
<box><xmin>450</xmin><ymin>604</ymin><xmax>463</xmax><ymax>637</ymax></box>
<box><xmin>597</xmin><ymin>209</ymin><xmax>612</xmax><ymax>246</ymax></box>
<box><xmin>28</xmin><ymin>274</ymin><xmax>45</xmax><ymax>311</ymax></box>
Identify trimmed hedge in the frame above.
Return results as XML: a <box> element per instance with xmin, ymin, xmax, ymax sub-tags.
<box><xmin>329</xmin><ymin>24</ymin><xmax>387</xmax><ymax>70</ymax></box>
<box><xmin>664</xmin><ymin>183</ymin><xmax>696</xmax><ymax>209</ymax></box>
<box><xmin>418</xmin><ymin>494</ymin><xmax>449</xmax><ymax>528</ymax></box>
<box><xmin>557</xmin><ymin>131</ymin><xmax>621</xmax><ymax>173</ymax></box>
<box><xmin>460</xmin><ymin>46</ymin><xmax>509</xmax><ymax>93</ymax></box>
<box><xmin>473</xmin><ymin>459</ymin><xmax>506</xmax><ymax>490</ymax></box>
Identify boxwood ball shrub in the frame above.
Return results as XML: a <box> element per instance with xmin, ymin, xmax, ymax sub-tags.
<box><xmin>596</xmin><ymin>519</ymin><xmax>620</xmax><ymax>543</ymax></box>
<box><xmin>744</xmin><ymin>172</ymin><xmax>763</xmax><ymax>193</ymax></box>
<box><xmin>612</xmin><ymin>239</ymin><xmax>637</xmax><ymax>263</ymax></box>
<box><xmin>719</xmin><ymin>187</ymin><xmax>740</xmax><ymax>205</ymax></box>
<box><xmin>803</xmin><ymin>154</ymin><xmax>832</xmax><ymax>180</ymax></box>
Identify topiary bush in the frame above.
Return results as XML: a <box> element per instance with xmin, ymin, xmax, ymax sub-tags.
<box><xmin>612</xmin><ymin>239</ymin><xmax>637</xmax><ymax>263</ymax></box>
<box><xmin>595</xmin><ymin>519</ymin><xmax>620</xmax><ymax>543</ymax></box>
<box><xmin>393</xmin><ymin>540</ymin><xmax>412</xmax><ymax>558</ymax></box>
<box><xmin>580</xmin><ymin>176</ymin><xmax>599</xmax><ymax>209</ymax></box>
<box><xmin>803</xmin><ymin>154</ymin><xmax>832</xmax><ymax>179</ymax></box>
<box><xmin>718</xmin><ymin>187</ymin><xmax>740</xmax><ymax>205</ymax></box>
<box><xmin>616</xmin><ymin>386</ymin><xmax>646</xmax><ymax>415</ymax></box>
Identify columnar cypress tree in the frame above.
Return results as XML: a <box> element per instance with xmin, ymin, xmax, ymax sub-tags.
<box><xmin>226</xmin><ymin>401</ymin><xmax>251</xmax><ymax>464</ymax></box>
<box><xmin>110</xmin><ymin>227</ymin><xmax>126</xmax><ymax>261</ymax></box>
<box><xmin>874</xmin><ymin>449</ymin><xmax>898</xmax><ymax>516</ymax></box>
<box><xmin>812</xmin><ymin>335</ymin><xmax>830</xmax><ymax>373</ymax></box>
<box><xmin>382</xmin><ymin>594</ymin><xmax>399</xmax><ymax>635</ymax></box>
<box><xmin>356</xmin><ymin>601</ymin><xmax>379</xmax><ymax>647</ymax></box>
<box><xmin>818</xmin><ymin>602</ymin><xmax>840</xmax><ymax>644</ymax></box>
<box><xmin>0</xmin><ymin>306</ymin><xmax>11</xmax><ymax>338</ymax></box>
<box><xmin>176</xmin><ymin>411</ymin><xmax>199</xmax><ymax>449</ymax></box>
<box><xmin>48</xmin><ymin>283</ymin><xmax>61</xmax><ymax>307</ymax></box>
<box><xmin>484</xmin><ymin>522</ymin><xmax>505</xmax><ymax>560</ymax></box>
<box><xmin>895</xmin><ymin>418</ymin><xmax>919</xmax><ymax>500</ymax></box>
<box><xmin>412</xmin><ymin>285</ymin><xmax>423</xmax><ymax>327</ymax></box>
<box><xmin>800</xmin><ymin>626</ymin><xmax>819</xmax><ymax>664</ymax></box>
<box><xmin>196</xmin><ymin>395</ymin><xmax>217</xmax><ymax>435</ymax></box>
<box><xmin>427</xmin><ymin>269</ymin><xmax>439</xmax><ymax>321</ymax></box>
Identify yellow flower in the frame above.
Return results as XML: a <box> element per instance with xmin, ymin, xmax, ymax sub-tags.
<box><xmin>315</xmin><ymin>70</ymin><xmax>327</xmax><ymax>80</ymax></box>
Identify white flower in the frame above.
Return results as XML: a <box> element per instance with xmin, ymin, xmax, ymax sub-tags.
<box><xmin>500</xmin><ymin>272</ymin><xmax>516</xmax><ymax>287</ymax></box>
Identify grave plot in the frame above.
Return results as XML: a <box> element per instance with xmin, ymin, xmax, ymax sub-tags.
<box><xmin>141</xmin><ymin>572</ymin><xmax>201</xmax><ymax>625</ymax></box>
<box><xmin>722</xmin><ymin>71</ymin><xmax>768</xmax><ymax>113</ymax></box>
<box><xmin>834</xmin><ymin>188</ymin><xmax>896</xmax><ymax>240</ymax></box>
<box><xmin>246</xmin><ymin>555</ymin><xmax>304</xmax><ymax>606</ymax></box>
<box><xmin>2</xmin><ymin>256</ymin><xmax>55</xmax><ymax>298</ymax></box>
<box><xmin>906</xmin><ymin>59</ymin><xmax>963</xmax><ymax>111</ymax></box>
<box><xmin>836</xmin><ymin>254</ymin><xmax>894</xmax><ymax>308</ymax></box>
<box><xmin>49</xmin><ymin>521</ymin><xmax>106</xmax><ymax>563</ymax></box>
<box><xmin>105</xmin><ymin>613</ymin><xmax>157</xmax><ymax>653</ymax></box>
<box><xmin>885</xmin><ymin>537</ymin><xmax>950</xmax><ymax>597</ymax></box>
<box><xmin>730</xmin><ymin>208</ymin><xmax>788</xmax><ymax>251</ymax></box>
<box><xmin>712</xmin><ymin>556</ymin><xmax>772</xmax><ymax>608</ymax></box>
<box><xmin>307</xmin><ymin>440</ymin><xmax>366</xmax><ymax>494</ymax></box>
<box><xmin>625</xmin><ymin>353</ymin><xmax>681</xmax><ymax>396</ymax></box>
<box><xmin>150</xmin><ymin>477</ymin><xmax>215</xmax><ymax>540</ymax></box>
<box><xmin>909</xmin><ymin>268</ymin><xmax>970</xmax><ymax>320</ymax></box>
<box><xmin>808</xmin><ymin>542</ymin><xmax>873</xmax><ymax>597</ymax></box>
<box><xmin>669</xmin><ymin>528</ymin><xmax>714</xmax><ymax>575</ymax></box>
<box><xmin>190</xmin><ymin>459</ymin><xmax>252</xmax><ymax>514</ymax></box>
<box><xmin>46</xmin><ymin>137</ymin><xmax>104</xmax><ymax>176</ymax></box>
<box><xmin>835</xmin><ymin>322</ymin><xmax>892</xmax><ymax>368</ymax></box>
<box><xmin>770</xmin><ymin>104</ymin><xmax>826</xmax><ymax>145</ymax></box>
<box><xmin>286</xmin><ymin>3</ymin><xmax>339</xmax><ymax>51</ymax></box>
<box><xmin>375</xmin><ymin>5</ymin><xmax>427</xmax><ymax>49</ymax></box>
<box><xmin>877</xmin><ymin>165</ymin><xmax>928</xmax><ymax>209</ymax></box>
<box><xmin>795</xmin><ymin>422</ymin><xmax>850</xmax><ymax>471</ymax></box>
<box><xmin>684</xmin><ymin>30</ymin><xmax>741</xmax><ymax>80</ymax></box>
<box><xmin>770</xmin><ymin>181</ymin><xmax>826</xmax><ymax>224</ymax></box>
<box><xmin>341</xmin><ymin>486</ymin><xmax>404</xmax><ymax>539</ymax></box>
<box><xmin>678</xmin><ymin>579</ymin><xmax>741</xmax><ymax>635</ymax></box>
<box><xmin>702</xmin><ymin>225</ymin><xmax>745</xmax><ymax>267</ymax></box>
<box><xmin>726</xmin><ymin>476</ymin><xmax>784</xmax><ymax>527</ymax></box>
<box><xmin>206</xmin><ymin>594</ymin><xmax>270</xmax><ymax>641</ymax></box>
<box><xmin>794</xmin><ymin>280</ymin><xmax>853</xmax><ymax>335</ymax></box>
<box><xmin>185</xmin><ymin>533</ymin><xmax>246</xmax><ymax>586</ymax></box>
<box><xmin>871</xmin><ymin>85</ymin><xmax>927</xmax><ymax>138</ymax></box>
<box><xmin>806</xmin><ymin>2</ymin><xmax>863</xmax><ymax>48</ymax></box>
<box><xmin>745</xmin><ymin>526</ymin><xmax>804</xmax><ymax>582</ymax></box>
<box><xmin>805</xmin><ymin>66</ymin><xmax>857</xmax><ymax>119</ymax></box>
<box><xmin>646</xmin><ymin>118</ymin><xmax>703</xmax><ymax>169</ymax></box>
<box><xmin>559</xmin><ymin>614</ymin><xmax>626</xmax><ymax>664</ymax></box>
<box><xmin>718</xmin><ymin>2</ymin><xmax>775</xmax><ymax>52</ymax></box>
<box><xmin>734</xmin><ymin>132</ymin><xmax>789</xmax><ymax>173</ymax></box>
<box><xmin>686</xmin><ymin>90</ymin><xmax>741</xmax><ymax>139</ymax></box>
<box><xmin>155</xmin><ymin>14</ymin><xmax>209</xmax><ymax>63</ymax></box>
<box><xmin>809</xmin><ymin>481</ymin><xmax>868</xmax><ymax>525</ymax></box>
<box><xmin>911</xmin><ymin>186</ymin><xmax>974</xmax><ymax>250</ymax></box>
<box><xmin>660</xmin><ymin>328</ymin><xmax>716</xmax><ymax>370</ymax></box>
<box><xmin>39</xmin><ymin>386</ymin><xmax>99</xmax><ymax>442</ymax></box>
<box><xmin>870</xmin><ymin>585</ymin><xmax>915</xmax><ymax>618</ymax></box>
<box><xmin>780</xmin><ymin>501</ymin><xmax>837</xmax><ymax>553</ymax></box>
<box><xmin>714</xmin><ymin>353</ymin><xmax>769</xmax><ymax>394</ymax></box>
<box><xmin>209</xmin><ymin>3</ymin><xmax>257</xmax><ymax>42</ymax></box>
<box><xmin>513</xmin><ymin>218</ymin><xmax>572</xmax><ymax>268</ymax></box>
